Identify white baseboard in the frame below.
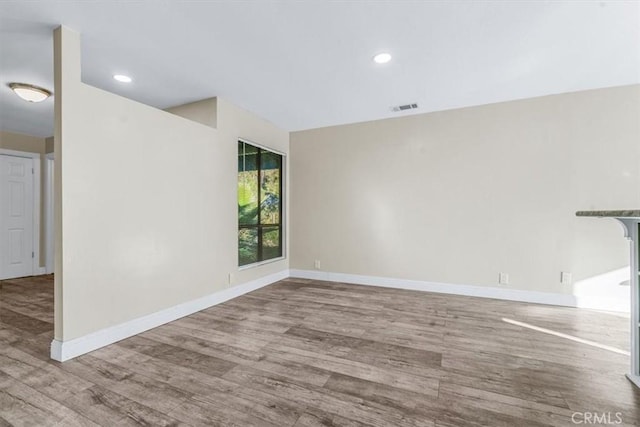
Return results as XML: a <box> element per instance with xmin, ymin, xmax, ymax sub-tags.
<box><xmin>0</xmin><ymin>267</ymin><xmax>47</xmax><ymax>280</ymax></box>
<box><xmin>289</xmin><ymin>269</ymin><xmax>628</xmax><ymax>313</ymax></box>
<box><xmin>50</xmin><ymin>269</ymin><xmax>289</xmax><ymax>362</ymax></box>
<box><xmin>627</xmin><ymin>374</ymin><xmax>640</xmax><ymax>389</ymax></box>
<box><xmin>50</xmin><ymin>266</ymin><xmax>628</xmax><ymax>362</ymax></box>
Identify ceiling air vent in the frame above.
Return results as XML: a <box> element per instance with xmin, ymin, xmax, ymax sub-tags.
<box><xmin>391</xmin><ymin>103</ymin><xmax>419</xmax><ymax>112</ymax></box>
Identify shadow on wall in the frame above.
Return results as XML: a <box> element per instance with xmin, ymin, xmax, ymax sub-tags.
<box><xmin>572</xmin><ymin>267</ymin><xmax>630</xmax><ymax>313</ymax></box>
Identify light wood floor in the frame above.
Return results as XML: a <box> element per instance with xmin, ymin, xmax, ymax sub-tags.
<box><xmin>1</xmin><ymin>275</ymin><xmax>639</xmax><ymax>426</ymax></box>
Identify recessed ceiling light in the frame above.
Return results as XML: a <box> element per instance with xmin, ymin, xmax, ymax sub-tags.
<box><xmin>373</xmin><ymin>52</ymin><xmax>392</xmax><ymax>64</ymax></box>
<box><xmin>113</xmin><ymin>74</ymin><xmax>132</xmax><ymax>83</ymax></box>
<box><xmin>8</xmin><ymin>82</ymin><xmax>52</xmax><ymax>103</ymax></box>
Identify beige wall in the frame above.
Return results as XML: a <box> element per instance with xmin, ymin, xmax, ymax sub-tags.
<box><xmin>0</xmin><ymin>130</ymin><xmax>46</xmax><ymax>154</ymax></box>
<box><xmin>217</xmin><ymin>97</ymin><xmax>290</xmax><ymax>285</ymax></box>
<box><xmin>0</xmin><ymin>130</ymin><xmax>49</xmax><ymax>267</ymax></box>
<box><xmin>54</xmin><ymin>26</ymin><xmax>289</xmax><ymax>342</ymax></box>
<box><xmin>166</xmin><ymin>96</ymin><xmax>290</xmax><ymax>286</ymax></box>
<box><xmin>291</xmin><ymin>85</ymin><xmax>640</xmax><ymax>297</ymax></box>
<box><xmin>45</xmin><ymin>136</ymin><xmax>54</xmax><ymax>154</ymax></box>
<box><xmin>166</xmin><ymin>98</ymin><xmax>217</xmax><ymax>129</ymax></box>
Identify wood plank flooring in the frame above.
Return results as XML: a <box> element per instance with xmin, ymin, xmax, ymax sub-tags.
<box><xmin>1</xmin><ymin>275</ymin><xmax>639</xmax><ymax>426</ymax></box>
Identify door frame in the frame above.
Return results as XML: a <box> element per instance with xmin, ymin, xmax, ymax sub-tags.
<box><xmin>45</xmin><ymin>152</ymin><xmax>54</xmax><ymax>274</ymax></box>
<box><xmin>0</xmin><ymin>148</ymin><xmax>43</xmax><ymax>278</ymax></box>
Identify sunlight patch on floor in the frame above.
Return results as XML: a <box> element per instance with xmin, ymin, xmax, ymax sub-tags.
<box><xmin>502</xmin><ymin>317</ymin><xmax>629</xmax><ymax>356</ymax></box>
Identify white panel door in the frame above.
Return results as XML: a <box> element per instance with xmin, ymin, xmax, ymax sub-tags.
<box><xmin>0</xmin><ymin>155</ymin><xmax>34</xmax><ymax>279</ymax></box>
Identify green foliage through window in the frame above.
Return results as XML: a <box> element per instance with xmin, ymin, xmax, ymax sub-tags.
<box><xmin>238</xmin><ymin>141</ymin><xmax>283</xmax><ymax>266</ymax></box>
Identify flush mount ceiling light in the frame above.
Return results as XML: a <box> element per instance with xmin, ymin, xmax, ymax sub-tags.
<box><xmin>8</xmin><ymin>83</ymin><xmax>52</xmax><ymax>103</ymax></box>
<box><xmin>373</xmin><ymin>52</ymin><xmax>392</xmax><ymax>64</ymax></box>
<box><xmin>113</xmin><ymin>74</ymin><xmax>132</xmax><ymax>83</ymax></box>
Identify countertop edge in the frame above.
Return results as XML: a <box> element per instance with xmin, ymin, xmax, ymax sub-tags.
<box><xmin>576</xmin><ymin>210</ymin><xmax>640</xmax><ymax>218</ymax></box>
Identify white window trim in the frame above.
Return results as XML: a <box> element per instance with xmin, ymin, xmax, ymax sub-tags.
<box><xmin>238</xmin><ymin>256</ymin><xmax>286</xmax><ymax>271</ymax></box>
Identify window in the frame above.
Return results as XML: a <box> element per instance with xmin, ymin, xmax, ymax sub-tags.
<box><xmin>238</xmin><ymin>140</ymin><xmax>283</xmax><ymax>266</ymax></box>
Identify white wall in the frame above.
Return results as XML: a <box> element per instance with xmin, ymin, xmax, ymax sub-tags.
<box><xmin>54</xmin><ymin>26</ymin><xmax>289</xmax><ymax>344</ymax></box>
<box><xmin>291</xmin><ymin>85</ymin><xmax>640</xmax><ymax>298</ymax></box>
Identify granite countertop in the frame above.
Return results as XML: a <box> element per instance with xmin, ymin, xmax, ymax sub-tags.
<box><xmin>576</xmin><ymin>210</ymin><xmax>640</xmax><ymax>218</ymax></box>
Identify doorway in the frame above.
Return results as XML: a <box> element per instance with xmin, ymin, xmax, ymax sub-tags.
<box><xmin>0</xmin><ymin>150</ymin><xmax>41</xmax><ymax>279</ymax></box>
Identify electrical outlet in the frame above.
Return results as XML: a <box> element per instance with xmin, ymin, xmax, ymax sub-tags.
<box><xmin>228</xmin><ymin>273</ymin><xmax>234</xmax><ymax>286</ymax></box>
<box><xmin>314</xmin><ymin>260</ymin><xmax>321</xmax><ymax>270</ymax></box>
<box><xmin>498</xmin><ymin>272</ymin><xmax>509</xmax><ymax>285</ymax></box>
<box><xmin>560</xmin><ymin>271</ymin><xmax>572</xmax><ymax>285</ymax></box>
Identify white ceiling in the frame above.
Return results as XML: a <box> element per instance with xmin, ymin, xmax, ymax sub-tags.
<box><xmin>0</xmin><ymin>1</ymin><xmax>638</xmax><ymax>138</ymax></box>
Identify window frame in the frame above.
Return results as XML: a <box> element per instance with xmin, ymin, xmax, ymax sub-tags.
<box><xmin>237</xmin><ymin>138</ymin><xmax>286</xmax><ymax>269</ymax></box>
